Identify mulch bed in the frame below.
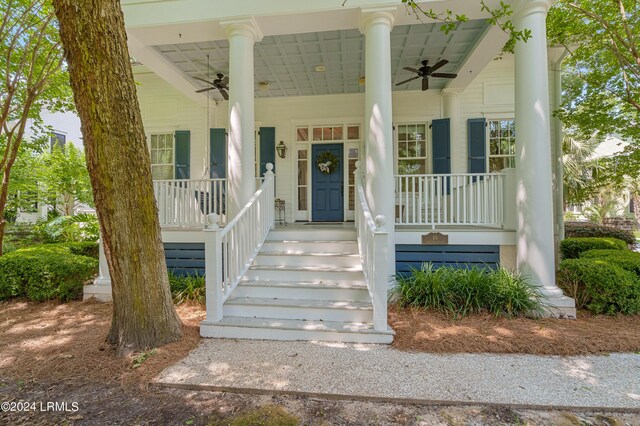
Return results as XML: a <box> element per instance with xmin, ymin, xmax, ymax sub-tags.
<box><xmin>0</xmin><ymin>299</ymin><xmax>204</xmax><ymax>386</ymax></box>
<box><xmin>2</xmin><ymin>299</ymin><xmax>640</xmax><ymax>388</ymax></box>
<box><xmin>389</xmin><ymin>305</ymin><xmax>640</xmax><ymax>355</ymax></box>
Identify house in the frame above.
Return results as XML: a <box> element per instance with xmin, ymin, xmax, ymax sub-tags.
<box><xmin>566</xmin><ymin>135</ymin><xmax>636</xmax><ymax>224</ymax></box>
<box><xmin>85</xmin><ymin>0</ymin><xmax>576</xmax><ymax>342</ymax></box>
<box><xmin>14</xmin><ymin>109</ymin><xmax>85</xmax><ymax>224</ymax></box>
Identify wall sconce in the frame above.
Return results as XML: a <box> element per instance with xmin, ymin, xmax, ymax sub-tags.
<box><xmin>276</xmin><ymin>141</ymin><xmax>288</xmax><ymax>159</ymax></box>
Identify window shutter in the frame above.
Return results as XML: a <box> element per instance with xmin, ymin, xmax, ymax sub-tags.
<box><xmin>467</xmin><ymin>118</ymin><xmax>486</xmax><ymax>173</ymax></box>
<box><xmin>174</xmin><ymin>130</ymin><xmax>190</xmax><ymax>179</ymax></box>
<box><xmin>259</xmin><ymin>127</ymin><xmax>276</xmax><ymax>177</ymax></box>
<box><xmin>209</xmin><ymin>128</ymin><xmax>226</xmax><ymax>178</ymax></box>
<box><xmin>431</xmin><ymin>119</ymin><xmax>451</xmax><ymax>174</ymax></box>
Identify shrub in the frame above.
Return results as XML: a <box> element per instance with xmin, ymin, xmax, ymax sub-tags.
<box><xmin>581</xmin><ymin>249</ymin><xmax>640</xmax><ymax>275</ymax></box>
<box><xmin>564</xmin><ymin>221</ymin><xmax>636</xmax><ymax>245</ymax></box>
<box><xmin>0</xmin><ymin>244</ymin><xmax>98</xmax><ymax>302</ymax></box>
<box><xmin>557</xmin><ymin>258</ymin><xmax>640</xmax><ymax>315</ymax></box>
<box><xmin>559</xmin><ymin>237</ymin><xmax>627</xmax><ymax>259</ymax></box>
<box><xmin>168</xmin><ymin>272</ymin><xmax>205</xmax><ymax>304</ymax></box>
<box><xmin>3</xmin><ymin>223</ymin><xmax>44</xmax><ymax>253</ymax></box>
<box><xmin>391</xmin><ymin>263</ymin><xmax>544</xmax><ymax>317</ymax></box>
<box><xmin>58</xmin><ymin>241</ymin><xmax>99</xmax><ymax>258</ymax></box>
<box><xmin>34</xmin><ymin>213</ymin><xmax>99</xmax><ymax>243</ymax></box>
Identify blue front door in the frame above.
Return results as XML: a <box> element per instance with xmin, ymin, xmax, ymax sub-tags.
<box><xmin>312</xmin><ymin>144</ymin><xmax>344</xmax><ymax>222</ymax></box>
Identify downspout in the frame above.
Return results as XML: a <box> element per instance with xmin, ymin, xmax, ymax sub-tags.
<box><xmin>552</xmin><ymin>48</ymin><xmax>569</xmax><ymax>268</ymax></box>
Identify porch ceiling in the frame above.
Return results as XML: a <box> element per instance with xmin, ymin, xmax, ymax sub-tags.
<box><xmin>152</xmin><ymin>19</ymin><xmax>490</xmax><ymax>100</ymax></box>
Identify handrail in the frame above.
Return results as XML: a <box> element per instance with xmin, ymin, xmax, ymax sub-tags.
<box><xmin>354</xmin><ymin>162</ymin><xmax>388</xmax><ymax>332</ymax></box>
<box><xmin>204</xmin><ymin>164</ymin><xmax>275</xmax><ymax>322</ymax></box>
<box><xmin>394</xmin><ymin>173</ymin><xmax>505</xmax><ymax>227</ymax></box>
<box><xmin>153</xmin><ymin>178</ymin><xmax>227</xmax><ymax>227</ymax></box>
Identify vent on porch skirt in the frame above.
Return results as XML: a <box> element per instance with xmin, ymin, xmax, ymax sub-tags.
<box><xmin>164</xmin><ymin>243</ymin><xmax>205</xmax><ymax>277</ymax></box>
<box><xmin>395</xmin><ymin>244</ymin><xmax>500</xmax><ymax>277</ymax></box>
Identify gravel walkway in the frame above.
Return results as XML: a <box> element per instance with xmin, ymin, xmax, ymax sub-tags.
<box><xmin>155</xmin><ymin>339</ymin><xmax>640</xmax><ymax>410</ymax></box>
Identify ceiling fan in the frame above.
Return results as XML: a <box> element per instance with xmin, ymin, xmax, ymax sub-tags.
<box><xmin>396</xmin><ymin>59</ymin><xmax>458</xmax><ymax>91</ymax></box>
<box><xmin>194</xmin><ymin>73</ymin><xmax>229</xmax><ymax>100</ymax></box>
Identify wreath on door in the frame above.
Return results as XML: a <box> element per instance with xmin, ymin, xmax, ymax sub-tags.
<box><xmin>316</xmin><ymin>151</ymin><xmax>339</xmax><ymax>175</ymax></box>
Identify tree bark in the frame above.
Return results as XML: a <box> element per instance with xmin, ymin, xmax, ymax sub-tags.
<box><xmin>53</xmin><ymin>0</ymin><xmax>182</xmax><ymax>355</ymax></box>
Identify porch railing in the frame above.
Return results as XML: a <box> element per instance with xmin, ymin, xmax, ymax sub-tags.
<box><xmin>205</xmin><ymin>164</ymin><xmax>275</xmax><ymax>322</ymax></box>
<box><xmin>354</xmin><ymin>163</ymin><xmax>388</xmax><ymax>332</ymax></box>
<box><xmin>395</xmin><ymin>173</ymin><xmax>505</xmax><ymax>227</ymax></box>
<box><xmin>153</xmin><ymin>178</ymin><xmax>227</xmax><ymax>227</ymax></box>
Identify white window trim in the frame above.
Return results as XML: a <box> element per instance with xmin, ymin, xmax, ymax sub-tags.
<box><xmin>486</xmin><ymin>118</ymin><xmax>516</xmax><ymax>173</ymax></box>
<box><xmin>148</xmin><ymin>132</ymin><xmax>175</xmax><ymax>180</ymax></box>
<box><xmin>394</xmin><ymin>122</ymin><xmax>430</xmax><ymax>175</ymax></box>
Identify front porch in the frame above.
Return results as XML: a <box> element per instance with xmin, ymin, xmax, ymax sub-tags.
<box><xmin>100</xmin><ymin>0</ymin><xmax>579</xmax><ymax>338</ymax></box>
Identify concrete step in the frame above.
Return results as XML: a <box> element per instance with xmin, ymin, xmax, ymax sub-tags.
<box><xmin>200</xmin><ymin>316</ymin><xmax>394</xmax><ymax>343</ymax></box>
<box><xmin>267</xmin><ymin>228</ymin><xmax>356</xmax><ymax>242</ymax></box>
<box><xmin>262</xmin><ymin>240</ymin><xmax>358</xmax><ymax>253</ymax></box>
<box><xmin>232</xmin><ymin>280</ymin><xmax>369</xmax><ymax>302</ymax></box>
<box><xmin>223</xmin><ymin>297</ymin><xmax>373</xmax><ymax>322</ymax></box>
<box><xmin>244</xmin><ymin>265</ymin><xmax>364</xmax><ymax>282</ymax></box>
<box><xmin>254</xmin><ymin>252</ymin><xmax>361</xmax><ymax>268</ymax></box>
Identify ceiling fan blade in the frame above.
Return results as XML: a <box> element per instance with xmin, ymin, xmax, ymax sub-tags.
<box><xmin>193</xmin><ymin>77</ymin><xmax>212</xmax><ymax>84</ymax></box>
<box><xmin>195</xmin><ymin>87</ymin><xmax>216</xmax><ymax>93</ymax></box>
<box><xmin>219</xmin><ymin>88</ymin><xmax>229</xmax><ymax>100</ymax></box>
<box><xmin>221</xmin><ymin>76</ymin><xmax>229</xmax><ymax>85</ymax></box>
<box><xmin>396</xmin><ymin>76</ymin><xmax>420</xmax><ymax>86</ymax></box>
<box><xmin>403</xmin><ymin>67</ymin><xmax>420</xmax><ymax>73</ymax></box>
<box><xmin>422</xmin><ymin>77</ymin><xmax>429</xmax><ymax>91</ymax></box>
<box><xmin>431</xmin><ymin>59</ymin><xmax>449</xmax><ymax>71</ymax></box>
<box><xmin>431</xmin><ymin>72</ymin><xmax>458</xmax><ymax>79</ymax></box>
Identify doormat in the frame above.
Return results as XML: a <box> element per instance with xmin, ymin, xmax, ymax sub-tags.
<box><xmin>303</xmin><ymin>222</ymin><xmax>347</xmax><ymax>225</ymax></box>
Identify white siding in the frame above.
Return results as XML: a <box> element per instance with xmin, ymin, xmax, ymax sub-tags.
<box><xmin>135</xmin><ymin>69</ymin><xmax>215</xmax><ymax>180</ymax></box>
<box><xmin>22</xmin><ymin>110</ymin><xmax>84</xmax><ymax>150</ymax></box>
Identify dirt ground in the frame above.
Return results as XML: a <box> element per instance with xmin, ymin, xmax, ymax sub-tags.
<box><xmin>1</xmin><ymin>299</ymin><xmax>639</xmax><ymax>425</ymax></box>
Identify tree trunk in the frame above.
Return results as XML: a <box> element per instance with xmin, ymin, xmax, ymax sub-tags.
<box><xmin>53</xmin><ymin>0</ymin><xmax>182</xmax><ymax>355</ymax></box>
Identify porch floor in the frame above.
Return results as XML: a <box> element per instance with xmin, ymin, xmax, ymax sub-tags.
<box><xmin>155</xmin><ymin>339</ymin><xmax>640</xmax><ymax>410</ymax></box>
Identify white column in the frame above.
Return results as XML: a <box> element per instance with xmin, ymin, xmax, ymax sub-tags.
<box><xmin>360</xmin><ymin>8</ymin><xmax>396</xmax><ymax>279</ymax></box>
<box><xmin>514</xmin><ymin>0</ymin><xmax>575</xmax><ymax>317</ymax></box>
<box><xmin>223</xmin><ymin>19</ymin><xmax>262</xmax><ymax>217</ymax></box>
<box><xmin>83</xmin><ymin>238</ymin><xmax>112</xmax><ymax>301</ymax></box>
<box><xmin>442</xmin><ymin>90</ymin><xmax>460</xmax><ymax>172</ymax></box>
<box><xmin>553</xmin><ymin>56</ymin><xmax>566</xmax><ymax>245</ymax></box>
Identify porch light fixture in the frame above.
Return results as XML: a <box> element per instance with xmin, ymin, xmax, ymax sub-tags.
<box><xmin>276</xmin><ymin>141</ymin><xmax>288</xmax><ymax>159</ymax></box>
<box><xmin>314</xmin><ymin>65</ymin><xmax>326</xmax><ymax>72</ymax></box>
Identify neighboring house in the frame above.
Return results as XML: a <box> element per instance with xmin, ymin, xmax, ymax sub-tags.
<box><xmin>86</xmin><ymin>0</ymin><xmax>576</xmax><ymax>342</ymax></box>
<box><xmin>15</xmin><ymin>110</ymin><xmax>85</xmax><ymax>224</ymax></box>
<box><xmin>566</xmin><ymin>135</ymin><xmax>634</xmax><ymax>222</ymax></box>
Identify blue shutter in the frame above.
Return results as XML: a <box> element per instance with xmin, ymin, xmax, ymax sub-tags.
<box><xmin>432</xmin><ymin>119</ymin><xmax>451</xmax><ymax>193</ymax></box>
<box><xmin>468</xmin><ymin>118</ymin><xmax>486</xmax><ymax>173</ymax></box>
<box><xmin>259</xmin><ymin>127</ymin><xmax>275</xmax><ymax>177</ymax></box>
<box><xmin>174</xmin><ymin>130</ymin><xmax>190</xmax><ymax>179</ymax></box>
<box><xmin>209</xmin><ymin>128</ymin><xmax>226</xmax><ymax>178</ymax></box>
<box><xmin>432</xmin><ymin>119</ymin><xmax>451</xmax><ymax>174</ymax></box>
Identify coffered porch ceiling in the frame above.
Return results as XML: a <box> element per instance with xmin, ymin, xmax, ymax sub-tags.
<box><xmin>152</xmin><ymin>19</ymin><xmax>491</xmax><ymax>100</ymax></box>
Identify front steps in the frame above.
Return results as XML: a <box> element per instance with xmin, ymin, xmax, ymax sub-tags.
<box><xmin>200</xmin><ymin>226</ymin><xmax>394</xmax><ymax>344</ymax></box>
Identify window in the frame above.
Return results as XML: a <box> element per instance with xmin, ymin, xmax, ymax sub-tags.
<box><xmin>150</xmin><ymin>133</ymin><xmax>174</xmax><ymax>180</ymax></box>
<box><xmin>50</xmin><ymin>132</ymin><xmax>66</xmax><ymax>151</ymax></box>
<box><xmin>488</xmin><ymin>119</ymin><xmax>515</xmax><ymax>172</ymax></box>
<box><xmin>397</xmin><ymin>123</ymin><xmax>427</xmax><ymax>175</ymax></box>
<box><xmin>297</xmin><ymin>149</ymin><xmax>308</xmax><ymax>210</ymax></box>
<box><xmin>347</xmin><ymin>148</ymin><xmax>358</xmax><ymax>210</ymax></box>
<box><xmin>311</xmin><ymin>126</ymin><xmax>343</xmax><ymax>142</ymax></box>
